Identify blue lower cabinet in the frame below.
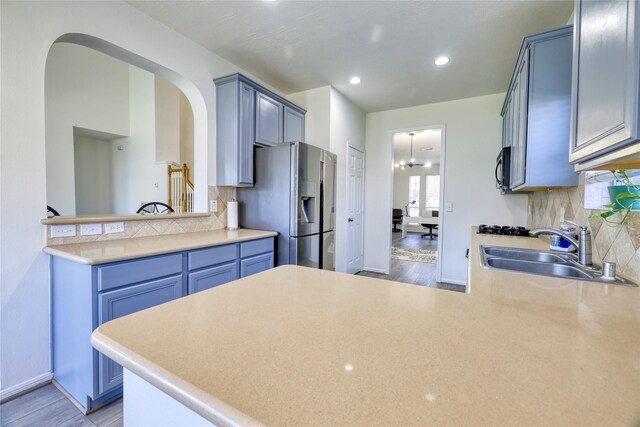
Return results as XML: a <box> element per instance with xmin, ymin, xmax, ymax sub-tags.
<box><xmin>50</xmin><ymin>236</ymin><xmax>274</xmax><ymax>412</ymax></box>
<box><xmin>241</xmin><ymin>252</ymin><xmax>274</xmax><ymax>277</ymax></box>
<box><xmin>188</xmin><ymin>262</ymin><xmax>239</xmax><ymax>294</ymax></box>
<box><xmin>97</xmin><ymin>275</ymin><xmax>183</xmax><ymax>395</ymax></box>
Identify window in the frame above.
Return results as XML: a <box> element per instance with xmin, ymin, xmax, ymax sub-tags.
<box><xmin>408</xmin><ymin>176</ymin><xmax>420</xmax><ymax>216</ymax></box>
<box><xmin>425</xmin><ymin>175</ymin><xmax>440</xmax><ymax>209</ymax></box>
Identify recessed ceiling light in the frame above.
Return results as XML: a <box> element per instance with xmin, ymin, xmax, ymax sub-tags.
<box><xmin>349</xmin><ymin>76</ymin><xmax>361</xmax><ymax>85</ymax></box>
<box><xmin>435</xmin><ymin>56</ymin><xmax>449</xmax><ymax>66</ymax></box>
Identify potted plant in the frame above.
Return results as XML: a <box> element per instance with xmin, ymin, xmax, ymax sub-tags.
<box><xmin>593</xmin><ymin>169</ymin><xmax>640</xmax><ymax>225</ymax></box>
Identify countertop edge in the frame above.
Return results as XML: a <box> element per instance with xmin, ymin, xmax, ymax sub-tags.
<box><xmin>90</xmin><ymin>329</ymin><xmax>264</xmax><ymax>427</ymax></box>
<box><xmin>42</xmin><ymin>230</ymin><xmax>278</xmax><ymax>265</ymax></box>
<box><xmin>41</xmin><ymin>212</ymin><xmax>212</xmax><ymax>225</ymax></box>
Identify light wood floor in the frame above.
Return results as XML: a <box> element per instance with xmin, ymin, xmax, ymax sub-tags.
<box><xmin>0</xmin><ymin>384</ymin><xmax>122</xmax><ymax>427</ymax></box>
<box><xmin>357</xmin><ymin>232</ymin><xmax>465</xmax><ymax>293</ymax></box>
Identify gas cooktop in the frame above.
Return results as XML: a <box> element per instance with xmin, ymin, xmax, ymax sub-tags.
<box><xmin>477</xmin><ymin>225</ymin><xmax>533</xmax><ymax>237</ymax></box>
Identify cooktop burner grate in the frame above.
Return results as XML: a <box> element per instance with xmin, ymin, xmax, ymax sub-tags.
<box><xmin>477</xmin><ymin>225</ymin><xmax>533</xmax><ymax>237</ymax></box>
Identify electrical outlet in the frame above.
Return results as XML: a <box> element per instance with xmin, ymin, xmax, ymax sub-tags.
<box><xmin>210</xmin><ymin>200</ymin><xmax>218</xmax><ymax>213</ymax></box>
<box><xmin>104</xmin><ymin>222</ymin><xmax>125</xmax><ymax>234</ymax></box>
<box><xmin>80</xmin><ymin>223</ymin><xmax>102</xmax><ymax>236</ymax></box>
<box><xmin>51</xmin><ymin>225</ymin><xmax>76</xmax><ymax>238</ymax></box>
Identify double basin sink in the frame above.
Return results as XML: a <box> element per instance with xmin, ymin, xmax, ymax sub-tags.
<box><xmin>480</xmin><ymin>246</ymin><xmax>637</xmax><ymax>286</ymax></box>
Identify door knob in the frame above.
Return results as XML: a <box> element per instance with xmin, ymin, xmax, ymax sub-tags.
<box><xmin>348</xmin><ymin>218</ymin><xmax>354</xmax><ymax>222</ymax></box>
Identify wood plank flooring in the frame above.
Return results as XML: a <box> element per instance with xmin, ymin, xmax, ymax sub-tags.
<box><xmin>0</xmin><ymin>385</ymin><xmax>122</xmax><ymax>427</ymax></box>
<box><xmin>357</xmin><ymin>232</ymin><xmax>465</xmax><ymax>293</ymax></box>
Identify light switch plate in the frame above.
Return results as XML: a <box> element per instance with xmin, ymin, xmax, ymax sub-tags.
<box><xmin>446</xmin><ymin>203</ymin><xmax>453</xmax><ymax>212</ymax></box>
<box><xmin>80</xmin><ymin>223</ymin><xmax>102</xmax><ymax>236</ymax></box>
<box><xmin>210</xmin><ymin>200</ymin><xmax>218</xmax><ymax>213</ymax></box>
<box><xmin>104</xmin><ymin>222</ymin><xmax>125</xmax><ymax>234</ymax></box>
<box><xmin>51</xmin><ymin>225</ymin><xmax>76</xmax><ymax>238</ymax></box>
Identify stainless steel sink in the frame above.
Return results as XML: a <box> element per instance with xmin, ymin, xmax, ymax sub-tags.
<box><xmin>483</xmin><ymin>247</ymin><xmax>571</xmax><ymax>264</ymax></box>
<box><xmin>485</xmin><ymin>257</ymin><xmax>592</xmax><ymax>279</ymax></box>
<box><xmin>480</xmin><ymin>245</ymin><xmax>637</xmax><ymax>286</ymax></box>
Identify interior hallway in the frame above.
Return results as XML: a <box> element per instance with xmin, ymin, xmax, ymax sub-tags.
<box><xmin>357</xmin><ymin>232</ymin><xmax>465</xmax><ymax>292</ymax></box>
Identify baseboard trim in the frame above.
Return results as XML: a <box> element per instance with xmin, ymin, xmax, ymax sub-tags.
<box><xmin>0</xmin><ymin>372</ymin><xmax>53</xmax><ymax>403</ymax></box>
<box><xmin>440</xmin><ymin>278</ymin><xmax>467</xmax><ymax>286</ymax></box>
<box><xmin>362</xmin><ymin>267</ymin><xmax>388</xmax><ymax>274</ymax></box>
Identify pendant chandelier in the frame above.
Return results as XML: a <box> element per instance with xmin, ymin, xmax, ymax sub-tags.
<box><xmin>395</xmin><ymin>132</ymin><xmax>431</xmax><ymax>170</ymax></box>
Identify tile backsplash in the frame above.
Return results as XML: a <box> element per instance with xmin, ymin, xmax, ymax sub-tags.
<box><xmin>528</xmin><ymin>176</ymin><xmax>640</xmax><ymax>283</ymax></box>
<box><xmin>47</xmin><ymin>186</ymin><xmax>234</xmax><ymax>246</ymax></box>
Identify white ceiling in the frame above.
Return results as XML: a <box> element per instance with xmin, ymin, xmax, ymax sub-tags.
<box><xmin>393</xmin><ymin>129</ymin><xmax>442</xmax><ymax>167</ymax></box>
<box><xmin>128</xmin><ymin>0</ymin><xmax>573</xmax><ymax>113</ymax></box>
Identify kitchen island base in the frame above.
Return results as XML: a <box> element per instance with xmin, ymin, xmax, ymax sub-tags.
<box><xmin>123</xmin><ymin>369</ymin><xmax>214</xmax><ymax>427</ymax></box>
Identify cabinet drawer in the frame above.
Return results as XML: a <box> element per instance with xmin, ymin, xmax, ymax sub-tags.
<box><xmin>97</xmin><ymin>254</ymin><xmax>182</xmax><ymax>291</ymax></box>
<box><xmin>240</xmin><ymin>252</ymin><xmax>274</xmax><ymax>278</ymax></box>
<box><xmin>188</xmin><ymin>262</ymin><xmax>238</xmax><ymax>294</ymax></box>
<box><xmin>188</xmin><ymin>244</ymin><xmax>237</xmax><ymax>271</ymax></box>
<box><xmin>97</xmin><ymin>275</ymin><xmax>183</xmax><ymax>395</ymax></box>
<box><xmin>240</xmin><ymin>238</ymin><xmax>273</xmax><ymax>259</ymax></box>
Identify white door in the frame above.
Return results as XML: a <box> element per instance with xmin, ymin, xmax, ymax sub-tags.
<box><xmin>346</xmin><ymin>146</ymin><xmax>364</xmax><ymax>274</ymax></box>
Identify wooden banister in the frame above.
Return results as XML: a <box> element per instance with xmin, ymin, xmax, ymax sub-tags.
<box><xmin>168</xmin><ymin>163</ymin><xmax>193</xmax><ymax>213</ymax></box>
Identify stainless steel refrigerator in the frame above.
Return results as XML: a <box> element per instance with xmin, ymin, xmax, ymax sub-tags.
<box><xmin>237</xmin><ymin>142</ymin><xmax>336</xmax><ymax>270</ymax></box>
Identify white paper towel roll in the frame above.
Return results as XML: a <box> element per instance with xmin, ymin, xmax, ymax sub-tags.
<box><xmin>227</xmin><ymin>200</ymin><xmax>238</xmax><ymax>230</ymax></box>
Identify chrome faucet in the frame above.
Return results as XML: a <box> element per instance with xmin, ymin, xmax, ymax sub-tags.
<box><xmin>530</xmin><ymin>221</ymin><xmax>592</xmax><ymax>267</ymax></box>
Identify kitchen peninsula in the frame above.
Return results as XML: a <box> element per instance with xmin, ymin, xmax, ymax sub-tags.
<box><xmin>92</xmin><ymin>231</ymin><xmax>640</xmax><ymax>426</ymax></box>
<box><xmin>44</xmin><ymin>228</ymin><xmax>277</xmax><ymax>413</ymax></box>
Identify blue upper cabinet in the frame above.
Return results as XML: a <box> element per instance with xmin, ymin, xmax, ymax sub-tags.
<box><xmin>256</xmin><ymin>92</ymin><xmax>283</xmax><ymax>146</ymax></box>
<box><xmin>501</xmin><ymin>26</ymin><xmax>578</xmax><ymax>191</ymax></box>
<box><xmin>215</xmin><ymin>78</ymin><xmax>255</xmax><ymax>187</ymax></box>
<box><xmin>214</xmin><ymin>74</ymin><xmax>306</xmax><ymax>187</ymax></box>
<box><xmin>284</xmin><ymin>106</ymin><xmax>305</xmax><ymax>143</ymax></box>
<box><xmin>569</xmin><ymin>0</ymin><xmax>640</xmax><ymax>170</ymax></box>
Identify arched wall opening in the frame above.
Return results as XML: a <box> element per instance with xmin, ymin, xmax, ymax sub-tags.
<box><xmin>46</xmin><ymin>33</ymin><xmax>209</xmax><ymax>215</ymax></box>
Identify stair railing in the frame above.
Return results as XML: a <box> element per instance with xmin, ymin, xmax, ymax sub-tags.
<box><xmin>168</xmin><ymin>163</ymin><xmax>194</xmax><ymax>213</ymax></box>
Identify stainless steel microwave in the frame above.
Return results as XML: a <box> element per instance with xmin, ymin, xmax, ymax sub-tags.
<box><xmin>495</xmin><ymin>147</ymin><xmax>511</xmax><ymax>190</ymax></box>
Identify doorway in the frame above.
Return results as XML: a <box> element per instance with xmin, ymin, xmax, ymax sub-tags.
<box><xmin>360</xmin><ymin>126</ymin><xmax>452</xmax><ymax>289</ymax></box>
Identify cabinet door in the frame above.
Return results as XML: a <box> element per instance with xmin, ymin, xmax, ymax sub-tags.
<box><xmin>97</xmin><ymin>275</ymin><xmax>183</xmax><ymax>395</ymax></box>
<box><xmin>238</xmin><ymin>82</ymin><xmax>255</xmax><ymax>185</ymax></box>
<box><xmin>256</xmin><ymin>93</ymin><xmax>283</xmax><ymax>146</ymax></box>
<box><xmin>240</xmin><ymin>252</ymin><xmax>274</xmax><ymax>278</ymax></box>
<box><xmin>509</xmin><ymin>75</ymin><xmax>522</xmax><ymax>188</ymax></box>
<box><xmin>512</xmin><ymin>50</ymin><xmax>530</xmax><ymax>189</ymax></box>
<box><xmin>570</xmin><ymin>0</ymin><xmax>639</xmax><ymax>163</ymax></box>
<box><xmin>502</xmin><ymin>99</ymin><xmax>511</xmax><ymax>148</ymax></box>
<box><xmin>188</xmin><ymin>262</ymin><xmax>238</xmax><ymax>294</ymax></box>
<box><xmin>284</xmin><ymin>107</ymin><xmax>305</xmax><ymax>142</ymax></box>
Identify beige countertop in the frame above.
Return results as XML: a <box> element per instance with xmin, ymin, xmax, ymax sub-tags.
<box><xmin>43</xmin><ymin>229</ymin><xmax>277</xmax><ymax>265</ymax></box>
<box><xmin>92</xmin><ymin>231</ymin><xmax>640</xmax><ymax>426</ymax></box>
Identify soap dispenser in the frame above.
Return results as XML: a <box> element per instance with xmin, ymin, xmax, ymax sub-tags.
<box><xmin>550</xmin><ymin>208</ymin><xmax>577</xmax><ymax>252</ymax></box>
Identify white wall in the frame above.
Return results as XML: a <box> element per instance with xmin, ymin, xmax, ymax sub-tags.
<box><xmin>0</xmin><ymin>1</ymin><xmax>270</xmax><ymax>396</ymax></box>
<box><xmin>180</xmin><ymin>94</ymin><xmax>195</xmax><ymax>172</ymax></box>
<box><xmin>45</xmin><ymin>43</ymin><xmax>130</xmax><ymax>215</ymax></box>
<box><xmin>364</xmin><ymin>93</ymin><xmax>529</xmax><ymax>284</ymax></box>
<box><xmin>112</xmin><ymin>67</ymin><xmax>167</xmax><ymax>214</ymax></box>
<box><xmin>155</xmin><ymin>76</ymin><xmax>182</xmax><ymax>165</ymax></box>
<box><xmin>287</xmin><ymin>86</ymin><xmax>331</xmax><ymax>151</ymax></box>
